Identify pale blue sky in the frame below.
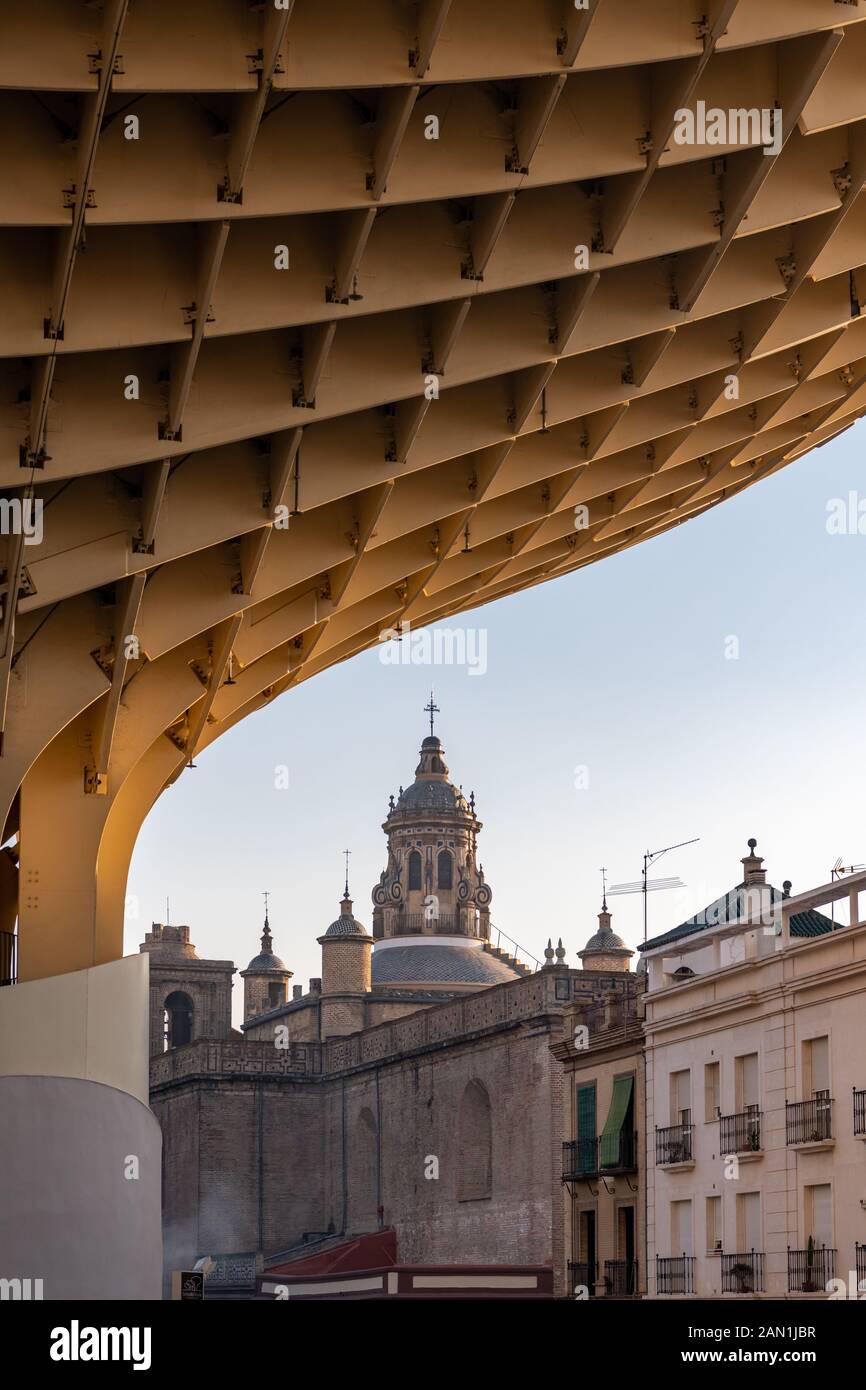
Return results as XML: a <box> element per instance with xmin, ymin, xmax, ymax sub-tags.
<box><xmin>126</xmin><ymin>424</ymin><xmax>866</xmax><ymax>1022</ymax></box>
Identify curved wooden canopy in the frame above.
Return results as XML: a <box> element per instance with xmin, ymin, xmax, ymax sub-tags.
<box><xmin>2</xmin><ymin>0</ymin><xmax>865</xmax><ymax>978</ymax></box>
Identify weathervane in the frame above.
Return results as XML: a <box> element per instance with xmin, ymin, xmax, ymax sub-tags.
<box><xmin>262</xmin><ymin>889</ymin><xmax>270</xmax><ymax>927</ymax></box>
<box><xmin>424</xmin><ymin>690</ymin><xmax>440</xmax><ymax>737</ymax></box>
<box><xmin>600</xmin><ymin>867</ymin><xmax>608</xmax><ymax>910</ymax></box>
<box><xmin>343</xmin><ymin>848</ymin><xmax>351</xmax><ymax>896</ymax></box>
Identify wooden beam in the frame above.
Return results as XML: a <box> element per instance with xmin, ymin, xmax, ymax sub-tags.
<box><xmin>558</xmin><ymin>0</ymin><xmax>604</xmax><ymax>68</ymax></box>
<box><xmin>223</xmin><ymin>0</ymin><xmax>295</xmax><ymax>200</ymax></box>
<box><xmin>183</xmin><ymin>614</ymin><xmax>244</xmax><ymax>760</ymax></box>
<box><xmin>411</xmin><ymin>0</ymin><xmax>454</xmax><ymax>78</ymax></box>
<box><xmin>94</xmin><ymin>573</ymin><xmax>147</xmax><ymax>777</ymax></box>
<box><xmin>294</xmin><ymin>321</ymin><xmax>337</xmax><ymax>407</ymax></box>
<box><xmin>135</xmin><ymin>460</ymin><xmax>171</xmax><ymax>555</ymax></box>
<box><xmin>678</xmin><ymin>27</ymin><xmax>844</xmax><ymax>313</ymax></box>
<box><xmin>164</xmin><ymin>220</ymin><xmax>231</xmax><ymax>439</ymax></box>
<box><xmin>464</xmin><ymin>192</ymin><xmax>515</xmax><ymax>280</ymax></box>
<box><xmin>369</xmin><ymin>86</ymin><xmax>419</xmax><ymax>201</ymax></box>
<box><xmin>330</xmin><ymin>208</ymin><xmax>378</xmax><ymax>302</ymax></box>
<box><xmin>507</xmin><ymin>74</ymin><xmax>567</xmax><ymax>173</ymax></box>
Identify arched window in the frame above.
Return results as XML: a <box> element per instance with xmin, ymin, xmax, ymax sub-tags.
<box><xmin>163</xmin><ymin>991</ymin><xmax>193</xmax><ymax>1050</ymax></box>
<box><xmin>351</xmin><ymin>1107</ymin><xmax>378</xmax><ymax>1227</ymax></box>
<box><xmin>457</xmin><ymin>1080</ymin><xmax>492</xmax><ymax>1201</ymax></box>
<box><xmin>437</xmin><ymin>849</ymin><xmax>453</xmax><ymax>890</ymax></box>
<box><xmin>408</xmin><ymin>850</ymin><xmax>422</xmax><ymax>891</ymax></box>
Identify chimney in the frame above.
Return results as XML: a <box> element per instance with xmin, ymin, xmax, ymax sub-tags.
<box><xmin>740</xmin><ymin>837</ymin><xmax>766</xmax><ymax>886</ymax></box>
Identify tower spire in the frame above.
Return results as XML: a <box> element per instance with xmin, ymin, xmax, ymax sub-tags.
<box><xmin>343</xmin><ymin>848</ymin><xmax>351</xmax><ymax>899</ymax></box>
<box><xmin>424</xmin><ymin>689</ymin><xmax>440</xmax><ymax>737</ymax></box>
<box><xmin>260</xmin><ymin>891</ymin><xmax>272</xmax><ymax>952</ymax></box>
<box><xmin>600</xmin><ymin>866</ymin><xmax>608</xmax><ymax>912</ymax></box>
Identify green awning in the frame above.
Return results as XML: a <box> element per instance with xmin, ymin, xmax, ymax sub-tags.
<box><xmin>599</xmin><ymin>1076</ymin><xmax>633</xmax><ymax>1168</ymax></box>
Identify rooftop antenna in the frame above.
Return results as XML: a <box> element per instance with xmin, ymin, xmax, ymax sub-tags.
<box><xmin>166</xmin><ymin>896</ymin><xmax>170</xmax><ymax>926</ymax></box>
<box><xmin>608</xmin><ymin>836</ymin><xmax>700</xmax><ymax>945</ymax></box>
<box><xmin>830</xmin><ymin>857</ymin><xmax>864</xmax><ymax>927</ymax></box>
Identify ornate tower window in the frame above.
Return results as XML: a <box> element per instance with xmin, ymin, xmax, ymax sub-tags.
<box><xmin>437</xmin><ymin>849</ymin><xmax>453</xmax><ymax>890</ymax></box>
<box><xmin>408</xmin><ymin>850</ymin><xmax>423</xmax><ymax>891</ymax></box>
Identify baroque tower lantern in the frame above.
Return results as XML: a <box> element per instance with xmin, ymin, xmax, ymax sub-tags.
<box><xmin>369</xmin><ymin>703</ymin><xmax>524</xmax><ymax>991</ymax></box>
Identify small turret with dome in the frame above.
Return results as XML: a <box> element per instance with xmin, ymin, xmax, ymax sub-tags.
<box><xmin>241</xmin><ymin>897</ymin><xmax>292</xmax><ymax>1021</ymax></box>
<box><xmin>317</xmin><ymin>860</ymin><xmax>373</xmax><ymax>1035</ymax></box>
<box><xmin>578</xmin><ymin>894</ymin><xmax>634</xmax><ymax>973</ymax></box>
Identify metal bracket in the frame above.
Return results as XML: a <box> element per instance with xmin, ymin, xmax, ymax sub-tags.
<box><xmin>182</xmin><ymin>301</ymin><xmax>215</xmax><ymax>326</ymax></box>
<box><xmin>83</xmin><ymin>766</ymin><xmax>108</xmax><ymax>795</ymax></box>
<box><xmin>62</xmin><ymin>186</ymin><xmax>97</xmax><ymax>210</ymax></box>
<box><xmin>831</xmin><ymin>162</ymin><xmax>852</xmax><ymax>199</ymax></box>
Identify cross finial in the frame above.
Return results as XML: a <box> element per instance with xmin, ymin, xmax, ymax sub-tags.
<box><xmin>600</xmin><ymin>867</ymin><xmax>608</xmax><ymax>911</ymax></box>
<box><xmin>424</xmin><ymin>689</ymin><xmax>440</xmax><ymax>737</ymax></box>
<box><xmin>343</xmin><ymin>848</ymin><xmax>351</xmax><ymax>898</ymax></box>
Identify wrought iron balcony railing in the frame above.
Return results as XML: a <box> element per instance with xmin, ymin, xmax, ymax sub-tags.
<box><xmin>0</xmin><ymin>930</ymin><xmax>16</xmax><ymax>987</ymax></box>
<box><xmin>599</xmin><ymin>1129</ymin><xmax>638</xmax><ymax>1173</ymax></box>
<box><xmin>604</xmin><ymin>1259</ymin><xmax>638</xmax><ymax>1296</ymax></box>
<box><xmin>721</xmin><ymin>1251</ymin><xmax>765</xmax><ymax>1293</ymax></box>
<box><xmin>857</xmin><ymin>1244</ymin><xmax>866</xmax><ymax>1290</ymax></box>
<box><xmin>562</xmin><ymin>1138</ymin><xmax>598</xmax><ymax>1180</ymax></box>
<box><xmin>567</xmin><ymin>1260</ymin><xmax>597</xmax><ymax>1296</ymax></box>
<box><xmin>786</xmin><ymin>1095</ymin><xmax>833</xmax><ymax>1145</ymax></box>
<box><xmin>719</xmin><ymin>1109</ymin><xmax>762</xmax><ymax>1153</ymax></box>
<box><xmin>656</xmin><ymin>1255</ymin><xmax>695</xmax><ymax>1295</ymax></box>
<box><xmin>655</xmin><ymin>1120</ymin><xmax>693</xmax><ymax>1165</ymax></box>
<box><xmin>399</xmin><ymin>913</ymin><xmax>457</xmax><ymax>934</ymax></box>
<box><xmin>854</xmin><ymin>1088</ymin><xmax>866</xmax><ymax>1137</ymax></box>
<box><xmin>788</xmin><ymin>1246</ymin><xmax>835</xmax><ymax>1293</ymax></box>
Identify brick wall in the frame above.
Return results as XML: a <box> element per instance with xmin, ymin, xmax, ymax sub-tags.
<box><xmin>152</xmin><ymin>969</ymin><xmax>631</xmax><ymax>1288</ymax></box>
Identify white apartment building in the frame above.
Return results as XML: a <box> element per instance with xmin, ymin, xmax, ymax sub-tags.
<box><xmin>642</xmin><ymin>842</ymin><xmax>866</xmax><ymax>1298</ymax></box>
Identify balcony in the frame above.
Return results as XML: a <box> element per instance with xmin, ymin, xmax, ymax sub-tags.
<box><xmin>562</xmin><ymin>1138</ymin><xmax>598</xmax><ymax>1181</ymax></box>
<box><xmin>721</xmin><ymin>1251</ymin><xmax>765</xmax><ymax>1294</ymax></box>
<box><xmin>719</xmin><ymin>1109</ymin><xmax>762</xmax><ymax>1155</ymax></box>
<box><xmin>399</xmin><ymin>913</ymin><xmax>457</xmax><ymax>934</ymax></box>
<box><xmin>604</xmin><ymin>1259</ymin><xmax>638</xmax><ymax>1296</ymax></box>
<box><xmin>786</xmin><ymin>1095</ymin><xmax>833</xmax><ymax>1146</ymax></box>
<box><xmin>599</xmin><ymin>1129</ymin><xmax>638</xmax><ymax>1174</ymax></box>
<box><xmin>657</xmin><ymin>1255</ymin><xmax>695</xmax><ymax>1295</ymax></box>
<box><xmin>655</xmin><ymin>1120</ymin><xmax>694</xmax><ymax>1166</ymax></box>
<box><xmin>788</xmin><ymin>1246</ymin><xmax>835</xmax><ymax>1293</ymax></box>
<box><xmin>567</xmin><ymin>1260</ymin><xmax>597</xmax><ymax>1296</ymax></box>
<box><xmin>0</xmin><ymin>930</ymin><xmax>16</xmax><ymax>987</ymax></box>
<box><xmin>857</xmin><ymin>1244</ymin><xmax>866</xmax><ymax>1289</ymax></box>
<box><xmin>854</xmin><ymin>1088</ymin><xmax>866</xmax><ymax>1137</ymax></box>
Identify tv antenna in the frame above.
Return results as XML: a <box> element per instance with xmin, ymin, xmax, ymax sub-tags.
<box><xmin>830</xmin><ymin>857</ymin><xmax>864</xmax><ymax>927</ymax></box>
<box><xmin>608</xmin><ymin>837</ymin><xmax>700</xmax><ymax>945</ymax></box>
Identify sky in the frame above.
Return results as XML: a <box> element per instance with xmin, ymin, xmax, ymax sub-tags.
<box><xmin>125</xmin><ymin>422</ymin><xmax>866</xmax><ymax>1025</ymax></box>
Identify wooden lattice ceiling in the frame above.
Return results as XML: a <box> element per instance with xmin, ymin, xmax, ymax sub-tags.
<box><xmin>2</xmin><ymin>0</ymin><xmax>865</xmax><ymax>977</ymax></box>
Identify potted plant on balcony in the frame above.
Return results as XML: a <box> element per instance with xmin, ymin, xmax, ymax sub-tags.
<box><xmin>748</xmin><ymin>1125</ymin><xmax>761</xmax><ymax>1151</ymax></box>
<box><xmin>802</xmin><ymin>1235</ymin><xmax>816</xmax><ymax>1292</ymax></box>
<box><xmin>731</xmin><ymin>1262</ymin><xmax>754</xmax><ymax>1293</ymax></box>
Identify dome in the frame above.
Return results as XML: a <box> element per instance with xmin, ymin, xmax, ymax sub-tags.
<box><xmin>245</xmin><ymin>949</ymin><xmax>288</xmax><ymax>972</ymax></box>
<box><xmin>390</xmin><ymin>732</ymin><xmax>470</xmax><ymax>815</ymax></box>
<box><xmin>582</xmin><ymin>922</ymin><xmax>628</xmax><ymax>953</ymax></box>
<box><xmin>396</xmin><ymin>779</ymin><xmax>466</xmax><ymax>812</ymax></box>
<box><xmin>371</xmin><ymin>939</ymin><xmax>523</xmax><ymax>985</ymax></box>
<box><xmin>244</xmin><ymin>920</ymin><xmax>287</xmax><ymax>974</ymax></box>
<box><xmin>577</xmin><ymin>906</ymin><xmax>634</xmax><ymax>971</ymax></box>
<box><xmin>323</xmin><ymin>895</ymin><xmax>370</xmax><ymax>938</ymax></box>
